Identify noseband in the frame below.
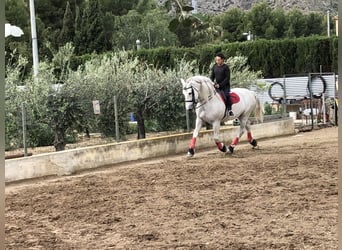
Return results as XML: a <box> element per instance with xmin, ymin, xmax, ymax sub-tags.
<box><xmin>183</xmin><ymin>85</ymin><xmax>199</xmax><ymax>106</ymax></box>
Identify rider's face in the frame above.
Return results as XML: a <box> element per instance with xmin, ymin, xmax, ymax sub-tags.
<box><xmin>215</xmin><ymin>56</ymin><xmax>224</xmax><ymax>66</ymax></box>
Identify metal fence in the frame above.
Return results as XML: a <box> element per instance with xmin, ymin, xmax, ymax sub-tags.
<box><xmin>256</xmin><ymin>72</ymin><xmax>338</xmax><ymax>128</ymax></box>
<box><xmin>257</xmin><ymin>73</ymin><xmax>337</xmax><ymax>104</ymax></box>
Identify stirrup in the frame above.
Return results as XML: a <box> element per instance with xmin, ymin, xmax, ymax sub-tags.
<box><xmin>226</xmin><ymin>110</ymin><xmax>234</xmax><ymax>116</ymax></box>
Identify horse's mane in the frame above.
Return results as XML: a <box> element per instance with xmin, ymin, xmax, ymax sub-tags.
<box><xmin>188</xmin><ymin>75</ymin><xmax>216</xmax><ymax>102</ymax></box>
<box><xmin>190</xmin><ymin>75</ymin><xmax>215</xmax><ymax>91</ymax></box>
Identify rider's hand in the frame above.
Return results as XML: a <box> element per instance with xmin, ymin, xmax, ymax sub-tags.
<box><xmin>214</xmin><ymin>83</ymin><xmax>219</xmax><ymax>88</ymax></box>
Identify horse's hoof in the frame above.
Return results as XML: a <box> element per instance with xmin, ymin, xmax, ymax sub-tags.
<box><xmin>250</xmin><ymin>139</ymin><xmax>257</xmax><ymax>147</ymax></box>
<box><xmin>187</xmin><ymin>148</ymin><xmax>195</xmax><ymax>157</ymax></box>
<box><xmin>219</xmin><ymin>145</ymin><xmax>227</xmax><ymax>153</ymax></box>
<box><xmin>228</xmin><ymin>145</ymin><xmax>234</xmax><ymax>153</ymax></box>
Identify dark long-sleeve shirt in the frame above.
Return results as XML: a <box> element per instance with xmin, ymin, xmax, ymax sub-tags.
<box><xmin>210</xmin><ymin>63</ymin><xmax>231</xmax><ymax>90</ymax></box>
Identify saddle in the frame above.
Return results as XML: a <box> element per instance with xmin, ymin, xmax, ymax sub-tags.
<box><xmin>219</xmin><ymin>92</ymin><xmax>240</xmax><ymax>106</ymax></box>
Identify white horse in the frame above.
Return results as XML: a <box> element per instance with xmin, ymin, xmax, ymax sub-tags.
<box><xmin>181</xmin><ymin>75</ymin><xmax>264</xmax><ymax>156</ymax></box>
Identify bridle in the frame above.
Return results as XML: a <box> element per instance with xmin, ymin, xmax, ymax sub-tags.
<box><xmin>183</xmin><ymin>81</ymin><xmax>216</xmax><ymax>109</ymax></box>
<box><xmin>183</xmin><ymin>85</ymin><xmax>199</xmax><ymax>107</ymax></box>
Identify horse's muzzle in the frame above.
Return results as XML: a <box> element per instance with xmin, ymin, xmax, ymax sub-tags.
<box><xmin>185</xmin><ymin>103</ymin><xmax>193</xmax><ymax>110</ymax></box>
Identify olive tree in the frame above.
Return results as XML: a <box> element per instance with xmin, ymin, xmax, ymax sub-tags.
<box><xmin>5</xmin><ymin>55</ymin><xmax>27</xmax><ymax>150</ymax></box>
<box><xmin>74</xmin><ymin>51</ymin><xmax>134</xmax><ymax>139</ymax></box>
<box><xmin>5</xmin><ymin>46</ymin><xmax>201</xmax><ymax>150</ymax></box>
<box><xmin>227</xmin><ymin>55</ymin><xmax>263</xmax><ymax>88</ymax></box>
<box><xmin>149</xmin><ymin>58</ymin><xmax>199</xmax><ymax>132</ymax></box>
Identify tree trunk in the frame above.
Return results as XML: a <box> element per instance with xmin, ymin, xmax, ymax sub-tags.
<box><xmin>54</xmin><ymin>129</ymin><xmax>66</xmax><ymax>151</ymax></box>
<box><xmin>135</xmin><ymin>113</ymin><xmax>146</xmax><ymax>139</ymax></box>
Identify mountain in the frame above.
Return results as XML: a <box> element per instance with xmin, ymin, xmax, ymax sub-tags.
<box><xmin>157</xmin><ymin>0</ymin><xmax>338</xmax><ymax>14</ymax></box>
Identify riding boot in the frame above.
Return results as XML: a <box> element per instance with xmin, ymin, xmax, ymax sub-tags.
<box><xmin>225</xmin><ymin>99</ymin><xmax>234</xmax><ymax>117</ymax></box>
<box><xmin>226</xmin><ymin>108</ymin><xmax>234</xmax><ymax>117</ymax></box>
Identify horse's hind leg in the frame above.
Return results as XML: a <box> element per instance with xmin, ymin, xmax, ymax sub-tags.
<box><xmin>246</xmin><ymin>120</ymin><xmax>258</xmax><ymax>148</ymax></box>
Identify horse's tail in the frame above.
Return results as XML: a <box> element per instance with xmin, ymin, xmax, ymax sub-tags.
<box><xmin>254</xmin><ymin>95</ymin><xmax>264</xmax><ymax>123</ymax></box>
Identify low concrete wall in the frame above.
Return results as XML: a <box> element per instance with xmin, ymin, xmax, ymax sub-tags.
<box><xmin>5</xmin><ymin>118</ymin><xmax>294</xmax><ymax>182</ymax></box>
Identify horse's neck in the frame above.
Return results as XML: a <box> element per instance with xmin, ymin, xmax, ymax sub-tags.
<box><xmin>199</xmin><ymin>81</ymin><xmax>215</xmax><ymax>101</ymax></box>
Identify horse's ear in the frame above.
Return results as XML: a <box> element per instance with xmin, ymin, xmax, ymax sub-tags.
<box><xmin>180</xmin><ymin>78</ymin><xmax>186</xmax><ymax>87</ymax></box>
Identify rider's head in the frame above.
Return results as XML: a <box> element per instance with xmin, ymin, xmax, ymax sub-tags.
<box><xmin>215</xmin><ymin>52</ymin><xmax>225</xmax><ymax>66</ymax></box>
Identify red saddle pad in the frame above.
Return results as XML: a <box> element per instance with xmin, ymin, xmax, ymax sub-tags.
<box><xmin>230</xmin><ymin>92</ymin><xmax>240</xmax><ymax>104</ymax></box>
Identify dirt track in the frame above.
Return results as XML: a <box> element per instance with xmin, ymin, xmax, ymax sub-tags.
<box><xmin>5</xmin><ymin>127</ymin><xmax>338</xmax><ymax>249</ymax></box>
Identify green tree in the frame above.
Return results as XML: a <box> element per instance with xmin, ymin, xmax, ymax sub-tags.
<box><xmin>102</xmin><ymin>12</ymin><xmax>115</xmax><ymax>51</ymax></box>
<box><xmin>305</xmin><ymin>12</ymin><xmax>325</xmax><ymax>36</ymax></box>
<box><xmin>218</xmin><ymin>7</ymin><xmax>246</xmax><ymax>42</ymax></box>
<box><xmin>285</xmin><ymin>9</ymin><xmax>307</xmax><ymax>38</ymax></box>
<box><xmin>5</xmin><ymin>0</ymin><xmax>31</xmax><ymax>68</ymax></box>
<box><xmin>270</xmin><ymin>7</ymin><xmax>287</xmax><ymax>39</ymax></box>
<box><xmin>58</xmin><ymin>1</ymin><xmax>75</xmax><ymax>47</ymax></box>
<box><xmin>140</xmin><ymin>9</ymin><xmax>179</xmax><ymax>48</ymax></box>
<box><xmin>74</xmin><ymin>5</ymin><xmax>82</xmax><ymax>54</ymax></box>
<box><xmin>135</xmin><ymin>0</ymin><xmax>156</xmax><ymax>14</ymax></box>
<box><xmin>247</xmin><ymin>1</ymin><xmax>272</xmax><ymax>38</ymax></box>
<box><xmin>5</xmin><ymin>55</ymin><xmax>27</xmax><ymax>150</ymax></box>
<box><xmin>35</xmin><ymin>0</ymin><xmax>67</xmax><ymax>51</ymax></box>
<box><xmin>150</xmin><ymin>58</ymin><xmax>199</xmax><ymax>131</ymax></box>
<box><xmin>76</xmin><ymin>0</ymin><xmax>106</xmax><ymax>54</ymax></box>
<box><xmin>165</xmin><ymin>0</ymin><xmax>210</xmax><ymax>47</ymax></box>
<box><xmin>227</xmin><ymin>55</ymin><xmax>263</xmax><ymax>88</ymax></box>
<box><xmin>100</xmin><ymin>0</ymin><xmax>140</xmax><ymax>16</ymax></box>
<box><xmin>246</xmin><ymin>1</ymin><xmax>273</xmax><ymax>39</ymax></box>
<box><xmin>112</xmin><ymin>10</ymin><xmax>143</xmax><ymax>50</ymax></box>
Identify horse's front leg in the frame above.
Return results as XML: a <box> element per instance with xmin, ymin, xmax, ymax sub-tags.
<box><xmin>213</xmin><ymin>120</ymin><xmax>227</xmax><ymax>153</ymax></box>
<box><xmin>228</xmin><ymin>116</ymin><xmax>248</xmax><ymax>153</ymax></box>
<box><xmin>188</xmin><ymin>116</ymin><xmax>202</xmax><ymax>157</ymax></box>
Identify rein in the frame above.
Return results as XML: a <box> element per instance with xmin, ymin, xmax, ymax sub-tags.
<box><xmin>184</xmin><ymin>81</ymin><xmax>217</xmax><ymax>109</ymax></box>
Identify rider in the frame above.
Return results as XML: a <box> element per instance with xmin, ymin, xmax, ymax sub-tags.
<box><xmin>210</xmin><ymin>52</ymin><xmax>234</xmax><ymax>117</ymax></box>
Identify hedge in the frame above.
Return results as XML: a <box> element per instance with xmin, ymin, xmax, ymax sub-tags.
<box><xmin>70</xmin><ymin>36</ymin><xmax>338</xmax><ymax>78</ymax></box>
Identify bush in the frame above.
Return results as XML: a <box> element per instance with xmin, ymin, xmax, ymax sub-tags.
<box><xmin>264</xmin><ymin>102</ymin><xmax>272</xmax><ymax>115</ymax></box>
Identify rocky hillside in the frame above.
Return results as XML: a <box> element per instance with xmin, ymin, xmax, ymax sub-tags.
<box><xmin>157</xmin><ymin>0</ymin><xmax>337</xmax><ymax>14</ymax></box>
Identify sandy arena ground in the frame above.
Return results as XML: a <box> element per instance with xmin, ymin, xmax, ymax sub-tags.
<box><xmin>5</xmin><ymin>126</ymin><xmax>338</xmax><ymax>249</ymax></box>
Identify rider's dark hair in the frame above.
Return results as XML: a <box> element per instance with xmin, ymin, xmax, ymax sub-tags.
<box><xmin>215</xmin><ymin>52</ymin><xmax>225</xmax><ymax>59</ymax></box>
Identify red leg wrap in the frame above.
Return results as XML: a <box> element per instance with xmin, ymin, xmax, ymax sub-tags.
<box><xmin>216</xmin><ymin>141</ymin><xmax>224</xmax><ymax>150</ymax></box>
<box><xmin>247</xmin><ymin>132</ymin><xmax>253</xmax><ymax>142</ymax></box>
<box><xmin>232</xmin><ymin>137</ymin><xmax>239</xmax><ymax>146</ymax></box>
<box><xmin>189</xmin><ymin>137</ymin><xmax>196</xmax><ymax>148</ymax></box>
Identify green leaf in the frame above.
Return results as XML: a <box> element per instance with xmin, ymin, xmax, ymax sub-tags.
<box><xmin>182</xmin><ymin>5</ymin><xmax>194</xmax><ymax>12</ymax></box>
<box><xmin>169</xmin><ymin>18</ymin><xmax>180</xmax><ymax>32</ymax></box>
<box><xmin>182</xmin><ymin>18</ymin><xmax>193</xmax><ymax>27</ymax></box>
<box><xmin>164</xmin><ymin>0</ymin><xmax>171</xmax><ymax>11</ymax></box>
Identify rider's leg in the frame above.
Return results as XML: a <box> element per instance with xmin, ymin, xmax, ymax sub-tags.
<box><xmin>225</xmin><ymin>89</ymin><xmax>234</xmax><ymax>116</ymax></box>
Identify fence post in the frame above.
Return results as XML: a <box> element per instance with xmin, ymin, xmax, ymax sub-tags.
<box><xmin>282</xmin><ymin>75</ymin><xmax>287</xmax><ymax>117</ymax></box>
<box><xmin>319</xmin><ymin>66</ymin><xmax>326</xmax><ymax>125</ymax></box>
<box><xmin>21</xmin><ymin>102</ymin><xmax>28</xmax><ymax>156</ymax></box>
<box><xmin>114</xmin><ymin>96</ymin><xmax>119</xmax><ymax>141</ymax></box>
<box><xmin>308</xmin><ymin>73</ymin><xmax>314</xmax><ymax>130</ymax></box>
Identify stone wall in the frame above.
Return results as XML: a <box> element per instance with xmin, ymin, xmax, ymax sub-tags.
<box><xmin>5</xmin><ymin>119</ymin><xmax>295</xmax><ymax>183</ymax></box>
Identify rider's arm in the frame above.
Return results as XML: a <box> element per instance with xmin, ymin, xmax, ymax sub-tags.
<box><xmin>220</xmin><ymin>64</ymin><xmax>230</xmax><ymax>88</ymax></box>
<box><xmin>210</xmin><ymin>65</ymin><xmax>215</xmax><ymax>82</ymax></box>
